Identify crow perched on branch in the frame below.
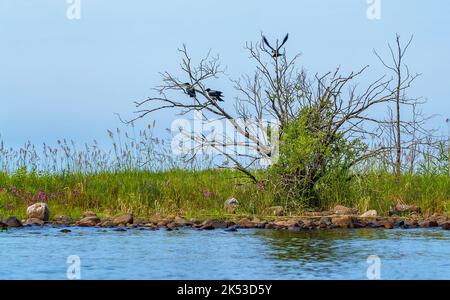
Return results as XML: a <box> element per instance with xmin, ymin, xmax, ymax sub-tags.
<box><xmin>262</xmin><ymin>33</ymin><xmax>289</xmax><ymax>58</ymax></box>
<box><xmin>206</xmin><ymin>88</ymin><xmax>224</xmax><ymax>102</ymax></box>
<box><xmin>181</xmin><ymin>82</ymin><xmax>197</xmax><ymax>98</ymax></box>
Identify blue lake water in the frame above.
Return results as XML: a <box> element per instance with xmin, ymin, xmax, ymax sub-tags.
<box><xmin>0</xmin><ymin>226</ymin><xmax>449</xmax><ymax>279</ymax></box>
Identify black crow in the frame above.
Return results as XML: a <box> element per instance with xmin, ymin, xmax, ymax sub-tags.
<box><xmin>206</xmin><ymin>88</ymin><xmax>224</xmax><ymax>102</ymax></box>
<box><xmin>262</xmin><ymin>33</ymin><xmax>289</xmax><ymax>58</ymax></box>
<box><xmin>182</xmin><ymin>82</ymin><xmax>196</xmax><ymax>98</ymax></box>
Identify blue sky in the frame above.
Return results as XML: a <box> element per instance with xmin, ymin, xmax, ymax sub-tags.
<box><xmin>1</xmin><ymin>0</ymin><xmax>450</xmax><ymax>148</ymax></box>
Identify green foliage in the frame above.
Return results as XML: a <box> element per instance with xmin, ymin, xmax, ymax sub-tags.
<box><xmin>0</xmin><ymin>169</ymin><xmax>274</xmax><ymax>220</ymax></box>
<box><xmin>270</xmin><ymin>107</ymin><xmax>364</xmax><ymax>209</ymax></box>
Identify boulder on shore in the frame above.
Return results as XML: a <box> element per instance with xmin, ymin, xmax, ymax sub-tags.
<box><xmin>333</xmin><ymin>205</ymin><xmax>358</xmax><ymax>215</ymax></box>
<box><xmin>26</xmin><ymin>203</ymin><xmax>49</xmax><ymax>221</ymax></box>
<box><xmin>0</xmin><ymin>221</ymin><xmax>8</xmax><ymax>229</ymax></box>
<box><xmin>429</xmin><ymin>213</ymin><xmax>448</xmax><ymax>226</ymax></box>
<box><xmin>331</xmin><ymin>216</ymin><xmax>354</xmax><ymax>228</ymax></box>
<box><xmin>238</xmin><ymin>218</ymin><xmax>257</xmax><ymax>229</ymax></box>
<box><xmin>391</xmin><ymin>204</ymin><xmax>421</xmax><ymax>215</ymax></box>
<box><xmin>360</xmin><ymin>210</ymin><xmax>377</xmax><ymax>218</ymax></box>
<box><xmin>53</xmin><ymin>215</ymin><xmax>72</xmax><ymax>225</ymax></box>
<box><xmin>25</xmin><ymin>218</ymin><xmax>45</xmax><ymax>226</ymax></box>
<box><xmin>76</xmin><ymin>216</ymin><xmax>101</xmax><ymax>227</ymax></box>
<box><xmin>224</xmin><ymin>198</ymin><xmax>239</xmax><ymax>213</ymax></box>
<box><xmin>201</xmin><ymin>219</ymin><xmax>228</xmax><ymax>230</ymax></box>
<box><xmin>419</xmin><ymin>220</ymin><xmax>439</xmax><ymax>228</ymax></box>
<box><xmin>100</xmin><ymin>219</ymin><xmax>115</xmax><ymax>227</ymax></box>
<box><xmin>173</xmin><ymin>216</ymin><xmax>192</xmax><ymax>227</ymax></box>
<box><xmin>5</xmin><ymin>216</ymin><xmax>23</xmax><ymax>228</ymax></box>
<box><xmin>112</xmin><ymin>213</ymin><xmax>133</xmax><ymax>226</ymax></box>
<box><xmin>442</xmin><ymin>222</ymin><xmax>450</xmax><ymax>230</ymax></box>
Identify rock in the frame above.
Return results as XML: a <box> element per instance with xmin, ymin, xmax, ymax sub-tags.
<box><xmin>429</xmin><ymin>213</ymin><xmax>448</xmax><ymax>226</ymax></box>
<box><xmin>319</xmin><ymin>217</ymin><xmax>332</xmax><ymax>226</ymax></box>
<box><xmin>173</xmin><ymin>216</ymin><xmax>192</xmax><ymax>227</ymax></box>
<box><xmin>53</xmin><ymin>215</ymin><xmax>72</xmax><ymax>225</ymax></box>
<box><xmin>419</xmin><ymin>220</ymin><xmax>439</xmax><ymax>228</ymax></box>
<box><xmin>351</xmin><ymin>222</ymin><xmax>366</xmax><ymax>228</ymax></box>
<box><xmin>407</xmin><ymin>220</ymin><xmax>419</xmax><ymax>228</ymax></box>
<box><xmin>304</xmin><ymin>211</ymin><xmax>330</xmax><ymax>217</ymax></box>
<box><xmin>333</xmin><ymin>205</ymin><xmax>358</xmax><ymax>215</ymax></box>
<box><xmin>383</xmin><ymin>222</ymin><xmax>394</xmax><ymax>229</ymax></box>
<box><xmin>25</xmin><ymin>218</ymin><xmax>45</xmax><ymax>226</ymax></box>
<box><xmin>250</xmin><ymin>217</ymin><xmax>267</xmax><ymax>228</ymax></box>
<box><xmin>5</xmin><ymin>216</ymin><xmax>23</xmax><ymax>228</ymax></box>
<box><xmin>360</xmin><ymin>210</ymin><xmax>377</xmax><ymax>218</ymax></box>
<box><xmin>273</xmin><ymin>219</ymin><xmax>298</xmax><ymax>229</ymax></box>
<box><xmin>393</xmin><ymin>204</ymin><xmax>421</xmax><ymax>214</ymax></box>
<box><xmin>156</xmin><ymin>219</ymin><xmax>171</xmax><ymax>228</ymax></box>
<box><xmin>26</xmin><ymin>203</ymin><xmax>49</xmax><ymax>221</ymax></box>
<box><xmin>201</xmin><ymin>219</ymin><xmax>228</xmax><ymax>230</ymax></box>
<box><xmin>132</xmin><ymin>217</ymin><xmax>146</xmax><ymax>226</ymax></box>
<box><xmin>224</xmin><ymin>197</ymin><xmax>239</xmax><ymax>213</ymax></box>
<box><xmin>224</xmin><ymin>226</ymin><xmax>238</xmax><ymax>232</ymax></box>
<box><xmin>82</xmin><ymin>211</ymin><xmax>97</xmax><ymax>218</ymax></box>
<box><xmin>112</xmin><ymin>213</ymin><xmax>133</xmax><ymax>226</ymax></box>
<box><xmin>0</xmin><ymin>221</ymin><xmax>8</xmax><ymax>229</ymax></box>
<box><xmin>100</xmin><ymin>219</ymin><xmax>115</xmax><ymax>227</ymax></box>
<box><xmin>442</xmin><ymin>222</ymin><xmax>450</xmax><ymax>230</ymax></box>
<box><xmin>264</xmin><ymin>206</ymin><xmax>285</xmax><ymax>216</ymax></box>
<box><xmin>166</xmin><ymin>222</ymin><xmax>179</xmax><ymax>230</ymax></box>
<box><xmin>189</xmin><ymin>218</ymin><xmax>201</xmax><ymax>225</ymax></box>
<box><xmin>331</xmin><ymin>216</ymin><xmax>354</xmax><ymax>228</ymax></box>
<box><xmin>60</xmin><ymin>229</ymin><xmax>71</xmax><ymax>233</ymax></box>
<box><xmin>76</xmin><ymin>216</ymin><xmax>101</xmax><ymax>227</ymax></box>
<box><xmin>301</xmin><ymin>219</ymin><xmax>317</xmax><ymax>229</ymax></box>
<box><xmin>265</xmin><ymin>223</ymin><xmax>276</xmax><ymax>230</ymax></box>
<box><xmin>113</xmin><ymin>228</ymin><xmax>127</xmax><ymax>232</ymax></box>
<box><xmin>238</xmin><ymin>218</ymin><xmax>257</xmax><ymax>228</ymax></box>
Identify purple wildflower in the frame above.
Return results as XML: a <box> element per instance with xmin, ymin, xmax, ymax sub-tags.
<box><xmin>38</xmin><ymin>191</ymin><xmax>47</xmax><ymax>201</ymax></box>
<box><xmin>203</xmin><ymin>190</ymin><xmax>213</xmax><ymax>197</ymax></box>
<box><xmin>256</xmin><ymin>182</ymin><xmax>265</xmax><ymax>193</ymax></box>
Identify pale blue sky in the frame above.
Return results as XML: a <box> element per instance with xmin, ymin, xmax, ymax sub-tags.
<box><xmin>1</xmin><ymin>0</ymin><xmax>450</xmax><ymax>148</ymax></box>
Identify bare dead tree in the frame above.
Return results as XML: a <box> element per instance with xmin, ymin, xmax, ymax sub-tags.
<box><xmin>128</xmin><ymin>35</ymin><xmax>423</xmax><ymax>190</ymax></box>
<box><xmin>446</xmin><ymin>118</ymin><xmax>450</xmax><ymax>177</ymax></box>
<box><xmin>374</xmin><ymin>34</ymin><xmax>423</xmax><ymax>181</ymax></box>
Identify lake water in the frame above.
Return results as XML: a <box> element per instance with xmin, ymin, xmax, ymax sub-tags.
<box><xmin>1</xmin><ymin>226</ymin><xmax>449</xmax><ymax>279</ymax></box>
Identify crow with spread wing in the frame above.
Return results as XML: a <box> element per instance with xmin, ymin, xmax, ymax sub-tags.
<box><xmin>262</xmin><ymin>33</ymin><xmax>289</xmax><ymax>58</ymax></box>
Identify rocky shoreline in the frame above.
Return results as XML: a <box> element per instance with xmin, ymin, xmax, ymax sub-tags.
<box><xmin>1</xmin><ymin>202</ymin><xmax>450</xmax><ymax>232</ymax></box>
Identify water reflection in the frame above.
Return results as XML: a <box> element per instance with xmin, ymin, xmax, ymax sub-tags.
<box><xmin>254</xmin><ymin>229</ymin><xmax>390</xmax><ymax>262</ymax></box>
<box><xmin>1</xmin><ymin>226</ymin><xmax>449</xmax><ymax>279</ymax></box>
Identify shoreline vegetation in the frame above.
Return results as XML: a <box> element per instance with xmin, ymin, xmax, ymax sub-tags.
<box><xmin>2</xmin><ymin>35</ymin><xmax>450</xmax><ymax>231</ymax></box>
<box><xmin>0</xmin><ymin>129</ymin><xmax>449</xmax><ymax>231</ymax></box>
<box><xmin>0</xmin><ymin>168</ymin><xmax>450</xmax><ymax>231</ymax></box>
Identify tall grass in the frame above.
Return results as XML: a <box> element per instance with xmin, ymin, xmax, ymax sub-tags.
<box><xmin>0</xmin><ymin>124</ymin><xmax>449</xmax><ymax>220</ymax></box>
